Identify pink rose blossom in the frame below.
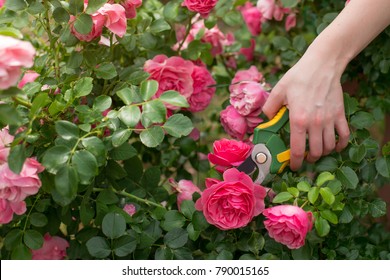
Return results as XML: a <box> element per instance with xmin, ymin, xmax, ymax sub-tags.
<box><xmin>18</xmin><ymin>70</ymin><xmax>40</xmax><ymax>89</ymax></box>
<box><xmin>285</xmin><ymin>13</ymin><xmax>296</xmax><ymax>31</ymax></box>
<box><xmin>171</xmin><ymin>179</ymin><xmax>202</xmax><ymax>211</ymax></box>
<box><xmin>188</xmin><ymin>62</ymin><xmax>215</xmax><ymax>112</ymax></box>
<box><xmin>230</xmin><ymin>82</ymin><xmax>269</xmax><ymax>116</ymax></box>
<box><xmin>0</xmin><ymin>158</ymin><xmax>45</xmax><ymax>203</ymax></box>
<box><xmin>0</xmin><ymin>36</ymin><xmax>35</xmax><ymax>90</ymax></box>
<box><xmin>239</xmin><ymin>39</ymin><xmax>256</xmax><ymax>61</ymax></box>
<box><xmin>0</xmin><ymin>127</ymin><xmax>13</xmax><ymax>164</ymax></box>
<box><xmin>0</xmin><ymin>0</ymin><xmax>5</xmax><ymax>8</ymax></box>
<box><xmin>123</xmin><ymin>203</ymin><xmax>137</xmax><ymax>216</ymax></box>
<box><xmin>183</xmin><ymin>0</ymin><xmax>218</xmax><ymax>17</ymax></box>
<box><xmin>231</xmin><ymin>65</ymin><xmax>263</xmax><ymax>86</ymax></box>
<box><xmin>0</xmin><ymin>198</ymin><xmax>26</xmax><ymax>224</ymax></box>
<box><xmin>144</xmin><ymin>55</ymin><xmax>194</xmax><ymax>110</ymax></box>
<box><xmin>98</xmin><ymin>3</ymin><xmax>127</xmax><ymax>37</ymax></box>
<box><xmin>119</xmin><ymin>0</ymin><xmax>142</xmax><ymax>19</ymax></box>
<box><xmin>70</xmin><ymin>14</ymin><xmax>105</xmax><ymax>42</ymax></box>
<box><xmin>263</xmin><ymin>205</ymin><xmax>314</xmax><ymax>249</ymax></box>
<box><xmin>256</xmin><ymin>0</ymin><xmax>275</xmax><ymax>20</ymax></box>
<box><xmin>238</xmin><ymin>2</ymin><xmax>264</xmax><ymax>36</ymax></box>
<box><xmin>208</xmin><ymin>138</ymin><xmax>252</xmax><ymax>173</ymax></box>
<box><xmin>31</xmin><ymin>233</ymin><xmax>69</xmax><ymax>260</ymax></box>
<box><xmin>195</xmin><ymin>168</ymin><xmax>267</xmax><ymax>230</ymax></box>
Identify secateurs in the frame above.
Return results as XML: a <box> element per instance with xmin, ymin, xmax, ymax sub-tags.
<box><xmin>237</xmin><ymin>106</ymin><xmax>291</xmax><ymax>184</ymax></box>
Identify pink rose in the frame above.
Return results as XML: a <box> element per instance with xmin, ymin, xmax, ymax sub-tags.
<box><xmin>231</xmin><ymin>65</ymin><xmax>263</xmax><ymax>87</ymax></box>
<box><xmin>31</xmin><ymin>233</ymin><xmax>69</xmax><ymax>260</ymax></box>
<box><xmin>0</xmin><ymin>127</ymin><xmax>13</xmax><ymax>164</ymax></box>
<box><xmin>188</xmin><ymin>62</ymin><xmax>215</xmax><ymax>112</ymax></box>
<box><xmin>123</xmin><ymin>203</ymin><xmax>137</xmax><ymax>216</ymax></box>
<box><xmin>238</xmin><ymin>2</ymin><xmax>264</xmax><ymax>36</ymax></box>
<box><xmin>285</xmin><ymin>13</ymin><xmax>296</xmax><ymax>31</ymax></box>
<box><xmin>171</xmin><ymin>179</ymin><xmax>202</xmax><ymax>211</ymax></box>
<box><xmin>18</xmin><ymin>70</ymin><xmax>40</xmax><ymax>89</ymax></box>
<box><xmin>0</xmin><ymin>158</ymin><xmax>45</xmax><ymax>203</ymax></box>
<box><xmin>183</xmin><ymin>0</ymin><xmax>218</xmax><ymax>17</ymax></box>
<box><xmin>144</xmin><ymin>55</ymin><xmax>194</xmax><ymax>110</ymax></box>
<box><xmin>0</xmin><ymin>198</ymin><xmax>26</xmax><ymax>224</ymax></box>
<box><xmin>119</xmin><ymin>0</ymin><xmax>142</xmax><ymax>19</ymax></box>
<box><xmin>256</xmin><ymin>0</ymin><xmax>275</xmax><ymax>20</ymax></box>
<box><xmin>208</xmin><ymin>138</ymin><xmax>252</xmax><ymax>173</ymax></box>
<box><xmin>230</xmin><ymin>82</ymin><xmax>269</xmax><ymax>116</ymax></box>
<box><xmin>98</xmin><ymin>3</ymin><xmax>127</xmax><ymax>37</ymax></box>
<box><xmin>220</xmin><ymin>105</ymin><xmax>247</xmax><ymax>140</ymax></box>
<box><xmin>70</xmin><ymin>13</ymin><xmax>105</xmax><ymax>42</ymax></box>
<box><xmin>239</xmin><ymin>39</ymin><xmax>256</xmax><ymax>61</ymax></box>
<box><xmin>0</xmin><ymin>36</ymin><xmax>35</xmax><ymax>90</ymax></box>
<box><xmin>263</xmin><ymin>205</ymin><xmax>314</xmax><ymax>249</ymax></box>
<box><xmin>201</xmin><ymin>25</ymin><xmax>235</xmax><ymax>56</ymax></box>
<box><xmin>0</xmin><ymin>0</ymin><xmax>5</xmax><ymax>8</ymax></box>
<box><xmin>195</xmin><ymin>168</ymin><xmax>266</xmax><ymax>230</ymax></box>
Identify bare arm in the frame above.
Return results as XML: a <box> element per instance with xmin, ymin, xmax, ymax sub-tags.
<box><xmin>263</xmin><ymin>0</ymin><xmax>390</xmax><ymax>170</ymax></box>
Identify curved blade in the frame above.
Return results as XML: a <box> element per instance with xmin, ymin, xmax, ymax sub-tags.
<box><xmin>236</xmin><ymin>156</ymin><xmax>257</xmax><ymax>175</ymax></box>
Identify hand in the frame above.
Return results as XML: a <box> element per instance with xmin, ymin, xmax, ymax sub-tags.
<box><xmin>262</xmin><ymin>50</ymin><xmax>350</xmax><ymax>171</ymax></box>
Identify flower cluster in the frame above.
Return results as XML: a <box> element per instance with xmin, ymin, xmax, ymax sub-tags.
<box><xmin>182</xmin><ymin>0</ymin><xmax>219</xmax><ymax>17</ymax></box>
<box><xmin>256</xmin><ymin>0</ymin><xmax>297</xmax><ymax>31</ymax></box>
<box><xmin>31</xmin><ymin>233</ymin><xmax>69</xmax><ymax>260</ymax></box>
<box><xmin>0</xmin><ymin>128</ymin><xmax>45</xmax><ymax>224</ymax></box>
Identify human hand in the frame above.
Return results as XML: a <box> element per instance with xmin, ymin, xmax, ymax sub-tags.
<box><xmin>262</xmin><ymin>51</ymin><xmax>350</xmax><ymax>171</ymax></box>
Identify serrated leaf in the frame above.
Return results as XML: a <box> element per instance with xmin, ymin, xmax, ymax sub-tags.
<box><xmin>297</xmin><ymin>181</ymin><xmax>311</xmax><ymax>192</ymax></box>
<box><xmin>164</xmin><ymin>228</ymin><xmax>188</xmax><ymax>249</ymax></box>
<box><xmin>42</xmin><ymin>145</ymin><xmax>71</xmax><ymax>174</ymax></box>
<box><xmin>30</xmin><ymin>92</ymin><xmax>51</xmax><ymax>117</ymax></box>
<box><xmin>93</xmin><ymin>96</ymin><xmax>112</xmax><ymax>112</ymax></box>
<box><xmin>163</xmin><ymin>114</ymin><xmax>193</xmax><ymax>138</ymax></box>
<box><xmin>54</xmin><ymin>165</ymin><xmax>78</xmax><ymax>203</ymax></box>
<box><xmin>8</xmin><ymin>145</ymin><xmax>27</xmax><ymax>175</ymax></box>
<box><xmin>23</xmin><ymin>230</ymin><xmax>44</xmax><ymax>250</ymax></box>
<box><xmin>350</xmin><ymin>111</ymin><xmax>375</xmax><ymax>129</ymax></box>
<box><xmin>86</xmin><ymin>236</ymin><xmax>111</xmax><ymax>258</ymax></box>
<box><xmin>55</xmin><ymin>120</ymin><xmax>79</xmax><ymax>140</ymax></box>
<box><xmin>141</xmin><ymin>100</ymin><xmax>166</xmax><ymax>127</ymax></box>
<box><xmin>339</xmin><ymin>206</ymin><xmax>353</xmax><ymax>223</ymax></box>
<box><xmin>336</xmin><ymin>166</ymin><xmax>359</xmax><ymax>189</ymax></box>
<box><xmin>162</xmin><ymin>210</ymin><xmax>186</xmax><ymax>232</ymax></box>
<box><xmin>159</xmin><ymin>90</ymin><xmax>189</xmax><ymax>108</ymax></box>
<box><xmin>349</xmin><ymin>144</ymin><xmax>367</xmax><ymax>163</ymax></box>
<box><xmin>119</xmin><ymin>105</ymin><xmax>141</xmax><ymax>127</ymax></box>
<box><xmin>95</xmin><ymin>63</ymin><xmax>117</xmax><ymax>80</ymax></box>
<box><xmin>320</xmin><ymin>210</ymin><xmax>338</xmax><ymax>224</ymax></box>
<box><xmin>315</xmin><ymin>172</ymin><xmax>335</xmax><ymax>187</ymax></box>
<box><xmin>376</xmin><ymin>156</ymin><xmax>390</xmax><ymax>178</ymax></box>
<box><xmin>308</xmin><ymin>187</ymin><xmax>320</xmax><ymax>204</ymax></box>
<box><xmin>109</xmin><ymin>142</ymin><xmax>137</xmax><ymax>161</ymax></box>
<box><xmin>320</xmin><ymin>187</ymin><xmax>335</xmax><ymax>205</ymax></box>
<box><xmin>113</xmin><ymin>235</ymin><xmax>137</xmax><ymax>257</ymax></box>
<box><xmin>111</xmin><ymin>129</ymin><xmax>132</xmax><ymax>147</ymax></box>
<box><xmin>315</xmin><ymin>216</ymin><xmax>330</xmax><ymax>237</ymax></box>
<box><xmin>74</xmin><ymin>14</ymin><xmax>93</xmax><ymax>35</ymax></box>
<box><xmin>140</xmin><ymin>126</ymin><xmax>165</xmax><ymax>148</ymax></box>
<box><xmin>102</xmin><ymin>213</ymin><xmax>126</xmax><ymax>239</ymax></box>
<box><xmin>74</xmin><ymin>77</ymin><xmax>93</xmax><ymax>97</ymax></box>
<box><xmin>369</xmin><ymin>199</ymin><xmax>387</xmax><ymax>218</ymax></box>
<box><xmin>150</xmin><ymin>18</ymin><xmax>171</xmax><ymax>34</ymax></box>
<box><xmin>86</xmin><ymin>0</ymin><xmax>107</xmax><ymax>14</ymax></box>
<box><xmin>272</xmin><ymin>192</ymin><xmax>293</xmax><ymax>203</ymax></box>
<box><xmin>72</xmin><ymin>150</ymin><xmax>98</xmax><ymax>184</ymax></box>
<box><xmin>53</xmin><ymin>7</ymin><xmax>70</xmax><ymax>23</ymax></box>
<box><xmin>140</xmin><ymin>80</ymin><xmax>159</xmax><ymax>101</ymax></box>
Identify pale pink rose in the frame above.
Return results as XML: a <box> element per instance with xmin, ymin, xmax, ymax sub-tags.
<box><xmin>273</xmin><ymin>5</ymin><xmax>287</xmax><ymax>21</ymax></box>
<box><xmin>239</xmin><ymin>39</ymin><xmax>256</xmax><ymax>61</ymax></box>
<box><xmin>263</xmin><ymin>205</ymin><xmax>314</xmax><ymax>249</ymax></box>
<box><xmin>256</xmin><ymin>0</ymin><xmax>275</xmax><ymax>20</ymax></box>
<box><xmin>183</xmin><ymin>0</ymin><xmax>218</xmax><ymax>17</ymax></box>
<box><xmin>230</xmin><ymin>81</ymin><xmax>269</xmax><ymax>116</ymax></box>
<box><xmin>123</xmin><ymin>203</ymin><xmax>137</xmax><ymax>216</ymax></box>
<box><xmin>70</xmin><ymin>14</ymin><xmax>105</xmax><ymax>42</ymax></box>
<box><xmin>188</xmin><ymin>62</ymin><xmax>215</xmax><ymax>112</ymax></box>
<box><xmin>119</xmin><ymin>0</ymin><xmax>142</xmax><ymax>19</ymax></box>
<box><xmin>18</xmin><ymin>70</ymin><xmax>40</xmax><ymax>89</ymax></box>
<box><xmin>31</xmin><ymin>233</ymin><xmax>69</xmax><ymax>260</ymax></box>
<box><xmin>220</xmin><ymin>105</ymin><xmax>248</xmax><ymax>140</ymax></box>
<box><xmin>0</xmin><ymin>0</ymin><xmax>5</xmax><ymax>8</ymax></box>
<box><xmin>238</xmin><ymin>2</ymin><xmax>264</xmax><ymax>36</ymax></box>
<box><xmin>144</xmin><ymin>55</ymin><xmax>194</xmax><ymax>110</ymax></box>
<box><xmin>208</xmin><ymin>138</ymin><xmax>252</xmax><ymax>173</ymax></box>
<box><xmin>285</xmin><ymin>13</ymin><xmax>296</xmax><ymax>31</ymax></box>
<box><xmin>0</xmin><ymin>198</ymin><xmax>26</xmax><ymax>224</ymax></box>
<box><xmin>0</xmin><ymin>127</ymin><xmax>14</xmax><ymax>164</ymax></box>
<box><xmin>98</xmin><ymin>3</ymin><xmax>127</xmax><ymax>37</ymax></box>
<box><xmin>0</xmin><ymin>36</ymin><xmax>35</xmax><ymax>90</ymax></box>
<box><xmin>195</xmin><ymin>168</ymin><xmax>267</xmax><ymax>230</ymax></box>
<box><xmin>202</xmin><ymin>25</ymin><xmax>235</xmax><ymax>56</ymax></box>
<box><xmin>231</xmin><ymin>65</ymin><xmax>263</xmax><ymax>87</ymax></box>
<box><xmin>171</xmin><ymin>179</ymin><xmax>202</xmax><ymax>211</ymax></box>
<box><xmin>0</xmin><ymin>158</ymin><xmax>45</xmax><ymax>202</ymax></box>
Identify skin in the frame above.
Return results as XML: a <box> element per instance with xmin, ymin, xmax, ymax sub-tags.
<box><xmin>262</xmin><ymin>0</ymin><xmax>390</xmax><ymax>171</ymax></box>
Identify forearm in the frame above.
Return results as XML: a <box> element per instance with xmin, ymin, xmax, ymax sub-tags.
<box><xmin>305</xmin><ymin>0</ymin><xmax>390</xmax><ymax>74</ymax></box>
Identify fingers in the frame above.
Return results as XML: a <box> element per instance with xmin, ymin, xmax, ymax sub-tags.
<box><xmin>306</xmin><ymin>121</ymin><xmax>323</xmax><ymax>163</ymax></box>
<box><xmin>335</xmin><ymin>116</ymin><xmax>350</xmax><ymax>151</ymax></box>
<box><xmin>289</xmin><ymin>114</ymin><xmax>307</xmax><ymax>171</ymax></box>
<box><xmin>262</xmin><ymin>86</ymin><xmax>285</xmax><ymax>119</ymax></box>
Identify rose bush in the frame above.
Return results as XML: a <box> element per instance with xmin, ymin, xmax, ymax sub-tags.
<box><xmin>0</xmin><ymin>0</ymin><xmax>389</xmax><ymax>260</ymax></box>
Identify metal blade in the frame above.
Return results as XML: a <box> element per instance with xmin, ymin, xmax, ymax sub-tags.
<box><xmin>236</xmin><ymin>156</ymin><xmax>257</xmax><ymax>175</ymax></box>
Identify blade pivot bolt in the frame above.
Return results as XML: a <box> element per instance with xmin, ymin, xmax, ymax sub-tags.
<box><xmin>255</xmin><ymin>152</ymin><xmax>267</xmax><ymax>164</ymax></box>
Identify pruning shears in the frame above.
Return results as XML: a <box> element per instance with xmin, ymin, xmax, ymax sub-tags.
<box><xmin>237</xmin><ymin>106</ymin><xmax>291</xmax><ymax>184</ymax></box>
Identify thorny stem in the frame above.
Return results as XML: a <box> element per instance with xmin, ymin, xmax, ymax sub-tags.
<box><xmin>177</xmin><ymin>14</ymin><xmax>195</xmax><ymax>53</ymax></box>
<box><xmin>43</xmin><ymin>0</ymin><xmax>60</xmax><ymax>81</ymax></box>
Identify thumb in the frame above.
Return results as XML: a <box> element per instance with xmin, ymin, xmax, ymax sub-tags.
<box><xmin>262</xmin><ymin>88</ymin><xmax>285</xmax><ymax>119</ymax></box>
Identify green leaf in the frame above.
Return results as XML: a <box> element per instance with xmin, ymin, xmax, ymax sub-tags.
<box><xmin>159</xmin><ymin>90</ymin><xmax>189</xmax><ymax>108</ymax></box>
<box><xmin>376</xmin><ymin>156</ymin><xmax>390</xmax><ymax>178</ymax></box>
<box><xmin>93</xmin><ymin>96</ymin><xmax>112</xmax><ymax>112</ymax></box>
<box><xmin>163</xmin><ymin>1</ymin><xmax>179</xmax><ymax>20</ymax></box>
<box><xmin>86</xmin><ymin>0</ymin><xmax>107</xmax><ymax>14</ymax></box>
<box><xmin>119</xmin><ymin>105</ymin><xmax>141</xmax><ymax>127</ymax></box>
<box><xmin>343</xmin><ymin>94</ymin><xmax>359</xmax><ymax>116</ymax></box>
<box><xmin>382</xmin><ymin>142</ymin><xmax>390</xmax><ymax>156</ymax></box>
<box><xmin>74</xmin><ymin>77</ymin><xmax>93</xmax><ymax>97</ymax></box>
<box><xmin>55</xmin><ymin>165</ymin><xmax>79</xmax><ymax>203</ymax></box>
<box><xmin>281</xmin><ymin>0</ymin><xmax>299</xmax><ymax>8</ymax></box>
<box><xmin>8</xmin><ymin>145</ymin><xmax>27</xmax><ymax>175</ymax></box>
<box><xmin>150</xmin><ymin>18</ymin><xmax>171</xmax><ymax>34</ymax></box>
<box><xmin>327</xmin><ymin>180</ymin><xmax>342</xmax><ymax>195</ymax></box>
<box><xmin>336</xmin><ymin>166</ymin><xmax>359</xmax><ymax>189</ymax></box>
<box><xmin>23</xmin><ymin>230</ymin><xmax>44</xmax><ymax>250</ymax></box>
<box><xmin>95</xmin><ymin>63</ymin><xmax>117</xmax><ymax>80</ymax></box>
<box><xmin>74</xmin><ymin>14</ymin><xmax>93</xmax><ymax>35</ymax></box>
<box><xmin>53</xmin><ymin>7</ymin><xmax>70</xmax><ymax>23</ymax></box>
<box><xmin>4</xmin><ymin>0</ymin><xmax>27</xmax><ymax>11</ymax></box>
<box><xmin>297</xmin><ymin>181</ymin><xmax>311</xmax><ymax>192</ymax></box>
<box><xmin>111</xmin><ymin>129</ymin><xmax>132</xmax><ymax>147</ymax></box>
<box><xmin>139</xmin><ymin>32</ymin><xmax>157</xmax><ymax>49</ymax></box>
<box><xmin>4</xmin><ymin>229</ymin><xmax>23</xmax><ymax>251</ymax></box>
<box><xmin>320</xmin><ymin>210</ymin><xmax>338</xmax><ymax>224</ymax></box>
<box><xmin>319</xmin><ymin>187</ymin><xmax>335</xmax><ymax>205</ymax></box>
<box><xmin>42</xmin><ymin>145</ymin><xmax>71</xmax><ymax>174</ymax></box>
<box><xmin>82</xmin><ymin>136</ymin><xmax>106</xmax><ymax>167</ymax></box>
<box><xmin>30</xmin><ymin>212</ymin><xmax>48</xmax><ymax>227</ymax></box>
<box><xmin>186</xmin><ymin>223</ymin><xmax>200</xmax><ymax>241</ymax></box>
<box><xmin>163</xmin><ymin>114</ymin><xmax>193</xmax><ymax>138</ymax></box>
<box><xmin>30</xmin><ymin>92</ymin><xmax>51</xmax><ymax>117</ymax></box>
<box><xmin>292</xmin><ymin>35</ymin><xmax>307</xmax><ymax>52</ymax></box>
<box><xmin>369</xmin><ymin>199</ymin><xmax>387</xmax><ymax>218</ymax></box>
<box><xmin>0</xmin><ymin>103</ymin><xmax>23</xmax><ymax>126</ymax></box>
<box><xmin>192</xmin><ymin>211</ymin><xmax>209</xmax><ymax>231</ymax></box>
<box><xmin>72</xmin><ymin>150</ymin><xmax>98</xmax><ymax>184</ymax></box>
<box><xmin>11</xmin><ymin>244</ymin><xmax>32</xmax><ymax>260</ymax></box>
<box><xmin>80</xmin><ymin>201</ymin><xmax>95</xmax><ymax>225</ymax></box>
<box><xmin>287</xmin><ymin>187</ymin><xmax>299</xmax><ymax>197</ymax></box>
<box><xmin>86</xmin><ymin>236</ymin><xmax>111</xmax><ymax>259</ymax></box>
<box><xmin>102</xmin><ymin>213</ymin><xmax>126</xmax><ymax>239</ymax></box>
<box><xmin>164</xmin><ymin>228</ymin><xmax>188</xmax><ymax>249</ymax></box>
<box><xmin>155</xmin><ymin>247</ymin><xmax>174</xmax><ymax>260</ymax></box>
<box><xmin>55</xmin><ymin>120</ymin><xmax>79</xmax><ymax>140</ymax></box>
<box><xmin>109</xmin><ymin>142</ymin><xmax>137</xmax><ymax>160</ymax></box>
<box><xmin>350</xmin><ymin>111</ymin><xmax>375</xmax><ymax>129</ymax></box>
<box><xmin>116</xmin><ymin>87</ymin><xmax>134</xmax><ymax>105</ymax></box>
<box><xmin>315</xmin><ymin>172</ymin><xmax>335</xmax><ymax>187</ymax></box>
<box><xmin>0</xmin><ymin>27</ymin><xmax>23</xmax><ymax>39</ymax></box>
<box><xmin>113</xmin><ymin>235</ymin><xmax>137</xmax><ymax>257</ymax></box>
<box><xmin>349</xmin><ymin>144</ymin><xmax>367</xmax><ymax>163</ymax></box>
<box><xmin>97</xmin><ymin>189</ymin><xmax>119</xmax><ymax>204</ymax></box>
<box><xmin>339</xmin><ymin>206</ymin><xmax>353</xmax><ymax>223</ymax></box>
<box><xmin>141</xmin><ymin>100</ymin><xmax>166</xmax><ymax>127</ymax></box>
<box><xmin>272</xmin><ymin>192</ymin><xmax>293</xmax><ymax>203</ymax></box>
<box><xmin>180</xmin><ymin>200</ymin><xmax>196</xmax><ymax>219</ymax></box>
<box><xmin>126</xmin><ymin>71</ymin><xmax>150</xmax><ymax>85</ymax></box>
<box><xmin>138</xmin><ymin>221</ymin><xmax>162</xmax><ymax>249</ymax></box>
<box><xmin>140</xmin><ymin>126</ymin><xmax>165</xmax><ymax>148</ymax></box>
<box><xmin>162</xmin><ymin>210</ymin><xmax>186</xmax><ymax>232</ymax></box>
<box><xmin>308</xmin><ymin>187</ymin><xmax>320</xmax><ymax>204</ymax></box>
<box><xmin>272</xmin><ymin>36</ymin><xmax>291</xmax><ymax>51</ymax></box>
<box><xmin>315</xmin><ymin>216</ymin><xmax>330</xmax><ymax>237</ymax></box>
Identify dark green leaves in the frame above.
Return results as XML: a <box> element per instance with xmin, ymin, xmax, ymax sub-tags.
<box><xmin>163</xmin><ymin>114</ymin><xmax>193</xmax><ymax>137</ymax></box>
<box><xmin>73</xmin><ymin>14</ymin><xmax>93</xmax><ymax>35</ymax></box>
<box><xmin>102</xmin><ymin>213</ymin><xmax>126</xmax><ymax>239</ymax></box>
<box><xmin>140</xmin><ymin>126</ymin><xmax>164</xmax><ymax>148</ymax></box>
<box><xmin>336</xmin><ymin>166</ymin><xmax>359</xmax><ymax>189</ymax></box>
